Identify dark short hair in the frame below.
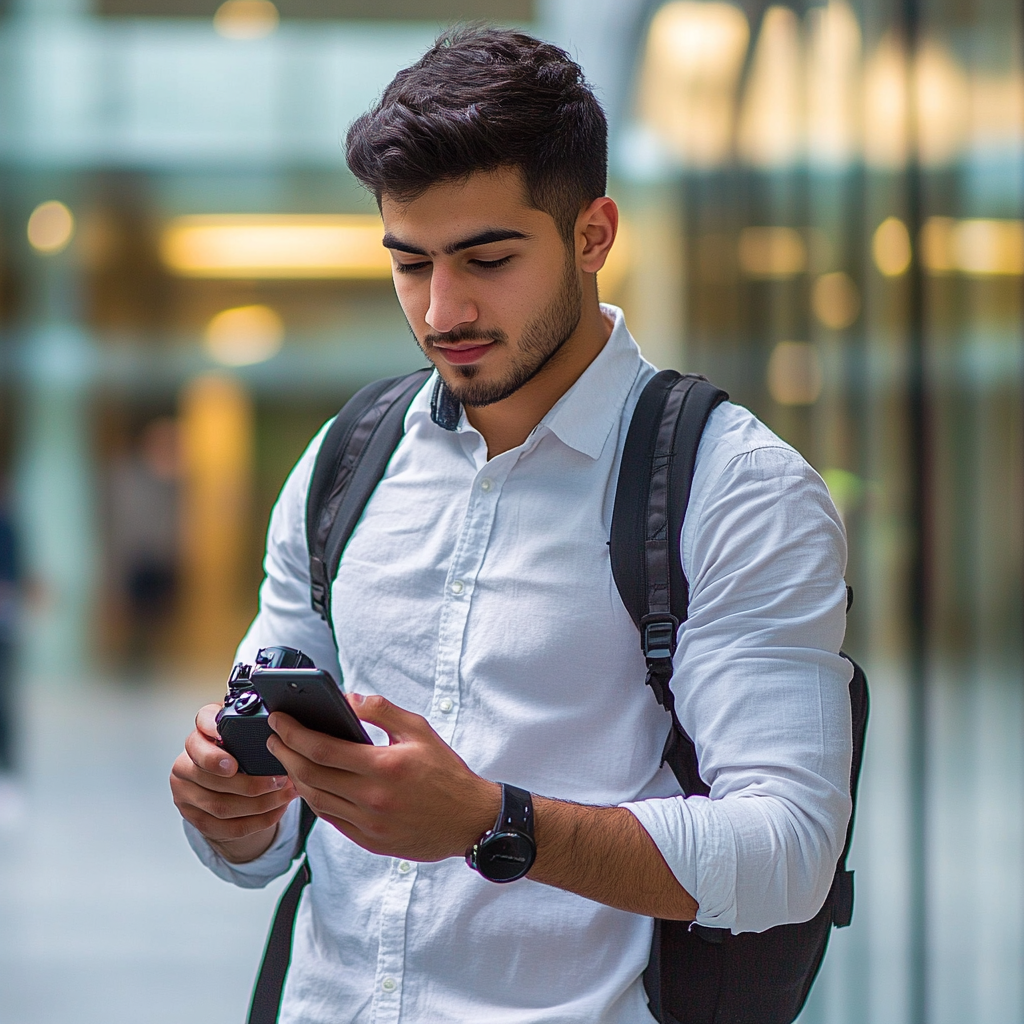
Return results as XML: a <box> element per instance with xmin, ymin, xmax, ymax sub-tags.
<box><xmin>346</xmin><ymin>26</ymin><xmax>608</xmax><ymax>239</ymax></box>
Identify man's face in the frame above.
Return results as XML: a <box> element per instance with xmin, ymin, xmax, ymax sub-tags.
<box><xmin>381</xmin><ymin>168</ymin><xmax>583</xmax><ymax>408</ymax></box>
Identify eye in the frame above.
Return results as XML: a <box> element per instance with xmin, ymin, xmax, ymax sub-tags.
<box><xmin>394</xmin><ymin>260</ymin><xmax>431</xmax><ymax>275</ymax></box>
<box><xmin>471</xmin><ymin>255</ymin><xmax>514</xmax><ymax>270</ymax></box>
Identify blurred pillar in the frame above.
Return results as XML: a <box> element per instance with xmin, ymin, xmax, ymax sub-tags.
<box><xmin>15</xmin><ymin>231</ymin><xmax>98</xmax><ymax>682</ymax></box>
<box><xmin>177</xmin><ymin>374</ymin><xmax>255</xmax><ymax>673</ymax></box>
<box><xmin>620</xmin><ymin>183</ymin><xmax>687</xmax><ymax>371</ymax></box>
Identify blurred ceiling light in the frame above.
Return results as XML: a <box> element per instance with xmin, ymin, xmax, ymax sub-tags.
<box><xmin>214</xmin><ymin>0</ymin><xmax>279</xmax><ymax>40</ymax></box>
<box><xmin>914</xmin><ymin>40</ymin><xmax>969</xmax><ymax>166</ymax></box>
<box><xmin>863</xmin><ymin>33</ymin><xmax>908</xmax><ymax>169</ymax></box>
<box><xmin>922</xmin><ymin>217</ymin><xmax>1024</xmax><ymax>276</ymax></box>
<box><xmin>738</xmin><ymin>227</ymin><xmax>807</xmax><ymax>278</ymax></box>
<box><xmin>872</xmin><ymin>216</ymin><xmax>912</xmax><ymax>276</ymax></box>
<box><xmin>805</xmin><ymin>1</ymin><xmax>862</xmax><ymax>167</ymax></box>
<box><xmin>27</xmin><ymin>200</ymin><xmax>75</xmax><ymax>254</ymax></box>
<box><xmin>767</xmin><ymin>341</ymin><xmax>822</xmax><ymax>405</ymax></box>
<box><xmin>969</xmin><ymin>72</ymin><xmax>1024</xmax><ymax>151</ymax></box>
<box><xmin>205</xmin><ymin>305</ymin><xmax>284</xmax><ymax>366</ymax></box>
<box><xmin>161</xmin><ymin>215</ymin><xmax>391</xmax><ymax>279</ymax></box>
<box><xmin>638</xmin><ymin>2</ymin><xmax>750</xmax><ymax>168</ymax></box>
<box><xmin>812</xmin><ymin>271</ymin><xmax>861</xmax><ymax>329</ymax></box>
<box><xmin>737</xmin><ymin>6</ymin><xmax>804</xmax><ymax>168</ymax></box>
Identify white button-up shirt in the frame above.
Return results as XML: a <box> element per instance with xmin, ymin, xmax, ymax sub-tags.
<box><xmin>186</xmin><ymin>306</ymin><xmax>853</xmax><ymax>1024</ymax></box>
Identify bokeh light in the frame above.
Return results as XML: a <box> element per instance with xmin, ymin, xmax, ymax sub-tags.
<box><xmin>205</xmin><ymin>305</ymin><xmax>284</xmax><ymax>366</ymax></box>
<box><xmin>27</xmin><ymin>200</ymin><xmax>75</xmax><ymax>254</ymax></box>
<box><xmin>767</xmin><ymin>340</ymin><xmax>823</xmax><ymax>406</ymax></box>
<box><xmin>873</xmin><ymin>215</ymin><xmax>912</xmax><ymax>276</ymax></box>
<box><xmin>213</xmin><ymin>0</ymin><xmax>279</xmax><ymax>40</ymax></box>
<box><xmin>812</xmin><ymin>271</ymin><xmax>861</xmax><ymax>329</ymax></box>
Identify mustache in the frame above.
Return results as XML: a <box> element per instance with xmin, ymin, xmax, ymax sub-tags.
<box><xmin>423</xmin><ymin>328</ymin><xmax>508</xmax><ymax>346</ymax></box>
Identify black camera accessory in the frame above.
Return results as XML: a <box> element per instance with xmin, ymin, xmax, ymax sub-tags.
<box><xmin>466</xmin><ymin>783</ymin><xmax>536</xmax><ymax>884</ymax></box>
<box><xmin>217</xmin><ymin>647</ymin><xmax>316</xmax><ymax>775</ymax></box>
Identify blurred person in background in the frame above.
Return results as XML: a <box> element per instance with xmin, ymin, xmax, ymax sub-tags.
<box><xmin>0</xmin><ymin>479</ymin><xmax>25</xmax><ymax>826</ymax></box>
<box><xmin>171</xmin><ymin>26</ymin><xmax>853</xmax><ymax>1024</ymax></box>
<box><xmin>107</xmin><ymin>416</ymin><xmax>181</xmax><ymax>677</ymax></box>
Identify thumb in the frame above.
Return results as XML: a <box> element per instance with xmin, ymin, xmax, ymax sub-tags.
<box><xmin>348</xmin><ymin>693</ymin><xmax>425</xmax><ymax>743</ymax></box>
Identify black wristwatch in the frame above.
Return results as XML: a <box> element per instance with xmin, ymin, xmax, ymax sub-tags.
<box><xmin>466</xmin><ymin>783</ymin><xmax>536</xmax><ymax>883</ymax></box>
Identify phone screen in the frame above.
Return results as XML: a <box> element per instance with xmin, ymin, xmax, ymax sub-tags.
<box><xmin>251</xmin><ymin>668</ymin><xmax>372</xmax><ymax>745</ymax></box>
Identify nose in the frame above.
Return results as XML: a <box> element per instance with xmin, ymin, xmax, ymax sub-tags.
<box><xmin>425</xmin><ymin>265</ymin><xmax>478</xmax><ymax>335</ymax></box>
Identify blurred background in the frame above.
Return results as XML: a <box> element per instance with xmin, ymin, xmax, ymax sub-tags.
<box><xmin>0</xmin><ymin>0</ymin><xmax>1020</xmax><ymax>1021</ymax></box>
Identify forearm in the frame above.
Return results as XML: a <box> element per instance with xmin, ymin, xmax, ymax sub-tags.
<box><xmin>528</xmin><ymin>796</ymin><xmax>698</xmax><ymax>920</ymax></box>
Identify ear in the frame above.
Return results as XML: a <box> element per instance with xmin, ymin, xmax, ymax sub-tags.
<box><xmin>575</xmin><ymin>196</ymin><xmax>619</xmax><ymax>275</ymax></box>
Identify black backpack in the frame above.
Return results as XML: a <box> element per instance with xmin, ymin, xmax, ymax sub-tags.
<box><xmin>247</xmin><ymin>368</ymin><xmax>869</xmax><ymax>1024</ymax></box>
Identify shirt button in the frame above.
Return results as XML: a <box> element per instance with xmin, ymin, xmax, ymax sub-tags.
<box><xmin>480</xmin><ymin>478</ymin><xmax>493</xmax><ymax>492</ymax></box>
<box><xmin>438</xmin><ymin>698</ymin><xmax>454</xmax><ymax>713</ymax></box>
<box><xmin>397</xmin><ymin>860</ymin><xmax>412</xmax><ymax>874</ymax></box>
<box><xmin>450</xmin><ymin>579</ymin><xmax>464</xmax><ymax>595</ymax></box>
<box><xmin>381</xmin><ymin>977</ymin><xmax>397</xmax><ymax>993</ymax></box>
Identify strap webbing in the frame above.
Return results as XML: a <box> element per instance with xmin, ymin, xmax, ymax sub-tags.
<box><xmin>247</xmin><ymin>802</ymin><xmax>319</xmax><ymax>1024</ymax></box>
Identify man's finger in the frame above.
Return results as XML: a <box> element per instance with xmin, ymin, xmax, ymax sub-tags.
<box><xmin>347</xmin><ymin>693</ymin><xmax>430</xmax><ymax>744</ymax></box>
<box><xmin>195</xmin><ymin>703</ymin><xmax>224</xmax><ymax>742</ymax></box>
<box><xmin>172</xmin><ymin>749</ymin><xmax>291</xmax><ymax>797</ymax></box>
<box><xmin>173</xmin><ymin>776</ymin><xmax>296</xmax><ymax>821</ymax></box>
<box><xmin>268</xmin><ymin>712</ymin><xmax>376</xmax><ymax>772</ymax></box>
<box><xmin>184</xmin><ymin>727</ymin><xmax>242</xmax><ymax>777</ymax></box>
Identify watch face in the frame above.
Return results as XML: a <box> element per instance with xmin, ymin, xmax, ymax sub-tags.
<box><xmin>476</xmin><ymin>830</ymin><xmax>536</xmax><ymax>883</ymax></box>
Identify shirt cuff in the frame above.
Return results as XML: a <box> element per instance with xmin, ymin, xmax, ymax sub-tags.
<box><xmin>183</xmin><ymin>798</ymin><xmax>303</xmax><ymax>889</ymax></box>
<box><xmin>621</xmin><ymin>795</ymin><xmax>739</xmax><ymax>932</ymax></box>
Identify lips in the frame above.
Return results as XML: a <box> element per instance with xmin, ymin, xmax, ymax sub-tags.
<box><xmin>433</xmin><ymin>342</ymin><xmax>494</xmax><ymax>365</ymax></box>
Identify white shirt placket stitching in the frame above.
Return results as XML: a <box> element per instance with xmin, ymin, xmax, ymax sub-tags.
<box><xmin>368</xmin><ymin>858</ymin><xmax>417</xmax><ymax>1024</ymax></box>
<box><xmin>370</xmin><ymin>453</ymin><xmax>512</xmax><ymax>1022</ymax></box>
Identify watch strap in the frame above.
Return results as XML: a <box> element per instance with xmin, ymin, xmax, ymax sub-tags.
<box><xmin>496</xmin><ymin>783</ymin><xmax>534</xmax><ymax>837</ymax></box>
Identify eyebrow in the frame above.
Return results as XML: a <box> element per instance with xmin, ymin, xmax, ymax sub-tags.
<box><xmin>382</xmin><ymin>228</ymin><xmax>531</xmax><ymax>257</ymax></box>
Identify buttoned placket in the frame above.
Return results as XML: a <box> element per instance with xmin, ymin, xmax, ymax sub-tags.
<box><xmin>368</xmin><ymin>427</ymin><xmax>521</xmax><ymax>1024</ymax></box>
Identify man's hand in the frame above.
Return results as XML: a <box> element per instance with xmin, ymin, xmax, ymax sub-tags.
<box><xmin>268</xmin><ymin>693</ymin><xmax>697</xmax><ymax>920</ymax></box>
<box><xmin>170</xmin><ymin>704</ymin><xmax>299</xmax><ymax>864</ymax></box>
<box><xmin>267</xmin><ymin>694</ymin><xmax>500</xmax><ymax>862</ymax></box>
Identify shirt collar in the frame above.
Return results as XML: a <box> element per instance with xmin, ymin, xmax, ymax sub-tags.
<box><xmin>407</xmin><ymin>305</ymin><xmax>645</xmax><ymax>461</ymax></box>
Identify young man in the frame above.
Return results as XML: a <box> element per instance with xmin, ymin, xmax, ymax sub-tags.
<box><xmin>171</xmin><ymin>27</ymin><xmax>853</xmax><ymax>1024</ymax></box>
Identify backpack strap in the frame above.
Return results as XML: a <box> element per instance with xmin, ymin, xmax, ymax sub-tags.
<box><xmin>609</xmin><ymin>369</ymin><xmax>728</xmax><ymax>796</ymax></box>
<box><xmin>307</xmin><ymin>369</ymin><xmax>433</xmax><ymax>637</ymax></box>
<box><xmin>247</xmin><ymin>801</ymin><xmax>318</xmax><ymax>1024</ymax></box>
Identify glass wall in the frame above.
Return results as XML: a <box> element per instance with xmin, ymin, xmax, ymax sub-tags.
<box><xmin>614</xmin><ymin>2</ymin><xmax>1023</xmax><ymax>1020</ymax></box>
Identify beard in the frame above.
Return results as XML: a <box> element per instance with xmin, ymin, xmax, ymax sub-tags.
<box><xmin>416</xmin><ymin>257</ymin><xmax>583</xmax><ymax>408</ymax></box>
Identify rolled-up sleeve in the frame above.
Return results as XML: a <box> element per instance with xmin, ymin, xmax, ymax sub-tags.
<box><xmin>622</xmin><ymin>434</ymin><xmax>853</xmax><ymax>935</ymax></box>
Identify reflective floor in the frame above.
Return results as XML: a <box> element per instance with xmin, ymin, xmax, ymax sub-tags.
<box><xmin>0</xmin><ymin>679</ymin><xmax>289</xmax><ymax>1024</ymax></box>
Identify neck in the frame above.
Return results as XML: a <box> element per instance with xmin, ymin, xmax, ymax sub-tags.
<box><xmin>464</xmin><ymin>286</ymin><xmax>612</xmax><ymax>458</ymax></box>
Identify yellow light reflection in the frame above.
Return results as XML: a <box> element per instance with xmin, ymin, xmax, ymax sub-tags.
<box><xmin>812</xmin><ymin>271</ymin><xmax>861</xmax><ymax>329</ymax></box>
<box><xmin>767</xmin><ymin>341</ymin><xmax>822</xmax><ymax>405</ymax></box>
<box><xmin>161</xmin><ymin>215</ymin><xmax>391</xmax><ymax>279</ymax></box>
<box><xmin>639</xmin><ymin>2</ymin><xmax>750</xmax><ymax>169</ymax></box>
<box><xmin>805</xmin><ymin>1</ymin><xmax>862</xmax><ymax>167</ymax></box>
<box><xmin>205</xmin><ymin>305</ymin><xmax>284</xmax><ymax>366</ymax></box>
<box><xmin>873</xmin><ymin>216</ymin><xmax>912</xmax><ymax>276</ymax></box>
<box><xmin>738</xmin><ymin>227</ymin><xmax>807</xmax><ymax>278</ymax></box>
<box><xmin>863</xmin><ymin>33</ymin><xmax>909</xmax><ymax>169</ymax></box>
<box><xmin>213</xmin><ymin>0</ymin><xmax>279</xmax><ymax>40</ymax></box>
<box><xmin>737</xmin><ymin>6</ymin><xmax>804</xmax><ymax>168</ymax></box>
<box><xmin>922</xmin><ymin>217</ymin><xmax>1024</xmax><ymax>276</ymax></box>
<box><xmin>915</xmin><ymin>40</ymin><xmax>969</xmax><ymax>166</ymax></box>
<box><xmin>27</xmin><ymin>200</ymin><xmax>75</xmax><ymax>254</ymax></box>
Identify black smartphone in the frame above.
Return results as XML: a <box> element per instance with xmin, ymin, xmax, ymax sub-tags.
<box><xmin>251</xmin><ymin>668</ymin><xmax>372</xmax><ymax>746</ymax></box>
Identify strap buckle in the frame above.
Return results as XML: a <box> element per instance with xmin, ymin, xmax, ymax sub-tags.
<box><xmin>641</xmin><ymin>614</ymin><xmax>679</xmax><ymax>662</ymax></box>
